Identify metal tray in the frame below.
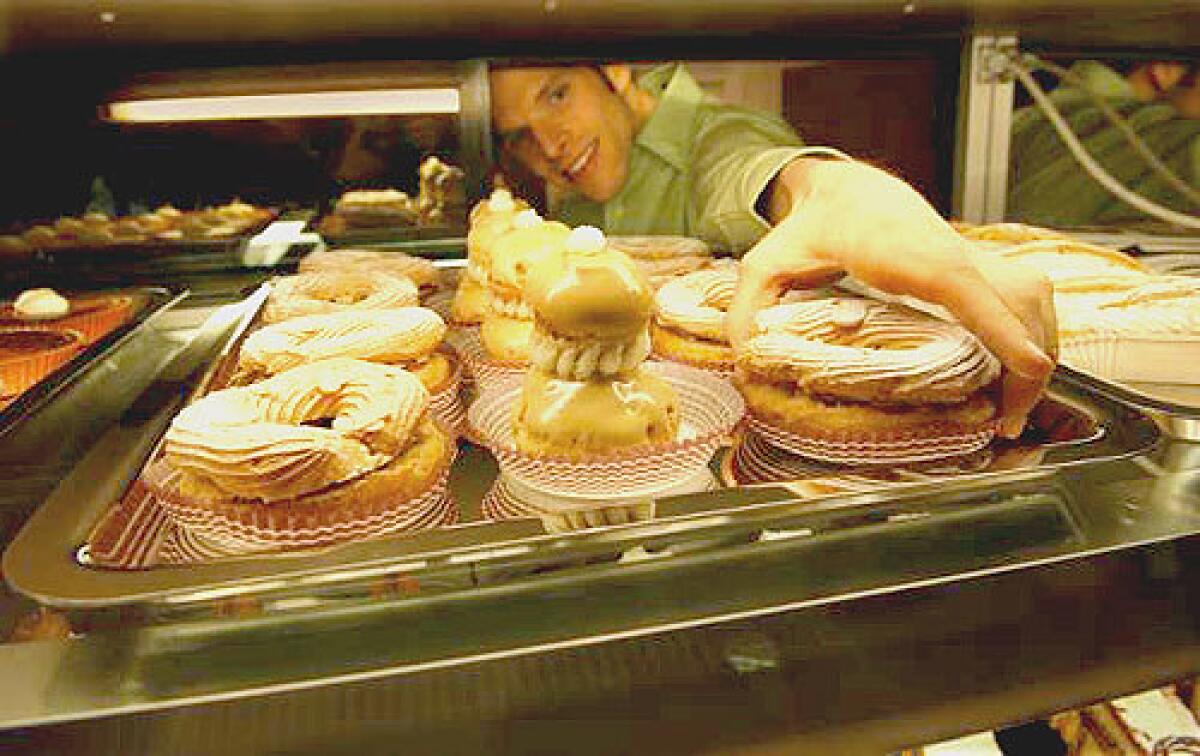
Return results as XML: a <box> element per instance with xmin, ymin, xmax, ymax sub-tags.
<box><xmin>1054</xmin><ymin>364</ymin><xmax>1200</xmax><ymax>441</ymax></box>
<box><xmin>0</xmin><ymin>287</ymin><xmax>186</xmax><ymax>439</ymax></box>
<box><xmin>1</xmin><ymin>299</ymin><xmax>1161</xmax><ymax>610</ymax></box>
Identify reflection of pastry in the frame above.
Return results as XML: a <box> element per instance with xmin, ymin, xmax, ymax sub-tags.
<box><xmin>263</xmin><ymin>270</ymin><xmax>419</xmax><ymax>324</ymax></box>
<box><xmin>0</xmin><ymin>327</ymin><xmax>85</xmax><ymax>397</ymax></box>
<box><xmin>651</xmin><ymin>263</ymin><xmax>737</xmax><ymax>370</ymax></box>
<box><xmin>480</xmin><ymin>211</ymin><xmax>570</xmax><ymax>363</ymax></box>
<box><xmin>160</xmin><ymin>359</ymin><xmax>452</xmax><ymax>544</ymax></box>
<box><xmin>513</xmin><ymin>226</ymin><xmax>679</xmax><ymax>458</ymax></box>
<box><xmin>299</xmin><ymin>247</ymin><xmax>441</xmax><ymax>296</ymax></box>
<box><xmin>237</xmin><ymin>308</ymin><xmax>452</xmax><ymax>393</ymax></box>
<box><xmin>736</xmin><ymin>297</ymin><xmax>1000</xmax><ymax>461</ymax></box>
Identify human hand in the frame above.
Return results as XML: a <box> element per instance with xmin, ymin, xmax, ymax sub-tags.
<box><xmin>727</xmin><ymin>160</ymin><xmax>1056</xmax><ymax>439</ymax></box>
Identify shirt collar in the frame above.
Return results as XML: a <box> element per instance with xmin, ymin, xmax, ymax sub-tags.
<box><xmin>633</xmin><ymin>63</ymin><xmax>706</xmax><ymax>172</ymax></box>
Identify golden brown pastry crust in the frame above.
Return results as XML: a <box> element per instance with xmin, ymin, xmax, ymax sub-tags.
<box><xmin>736</xmin><ymin>372</ymin><xmax>996</xmax><ymax>438</ymax></box>
<box><xmin>451</xmin><ymin>275</ymin><xmax>489</xmax><ymax>325</ymax></box>
<box><xmin>481</xmin><ymin>314</ymin><xmax>535</xmax><ymax>363</ymax></box>
<box><xmin>176</xmin><ymin>418</ymin><xmax>451</xmax><ymax>520</ymax></box>
<box><xmin>651</xmin><ymin>322</ymin><xmax>733</xmax><ymax>367</ymax></box>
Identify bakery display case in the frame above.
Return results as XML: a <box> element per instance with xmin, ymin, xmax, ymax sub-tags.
<box><xmin>1</xmin><ymin>2</ymin><xmax>1199</xmax><ymax>754</ymax></box>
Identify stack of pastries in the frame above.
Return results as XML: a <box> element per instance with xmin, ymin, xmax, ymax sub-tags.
<box><xmin>735</xmin><ymin>296</ymin><xmax>1002</xmax><ymax>462</ymax></box>
<box><xmin>513</xmin><ymin>226</ymin><xmax>680</xmax><ymax>459</ymax></box>
<box><xmin>479</xmin><ymin>210</ymin><xmax>571</xmax><ymax>364</ymax></box>
<box><xmin>452</xmin><ymin>188</ymin><xmax>531</xmax><ymax>325</ymax></box>
<box><xmin>607</xmin><ymin>235</ymin><xmax>714</xmax><ymax>290</ymax></box>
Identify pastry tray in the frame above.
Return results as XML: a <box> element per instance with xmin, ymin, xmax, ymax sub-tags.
<box><xmin>317</xmin><ymin>221</ymin><xmax>467</xmax><ymax>247</ymax></box>
<box><xmin>0</xmin><ymin>286</ymin><xmax>186</xmax><ymax>439</ymax></box>
<box><xmin>1</xmin><ymin>299</ymin><xmax>1162</xmax><ymax>609</ymax></box>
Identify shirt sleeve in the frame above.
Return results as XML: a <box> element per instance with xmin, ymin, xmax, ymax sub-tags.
<box><xmin>688</xmin><ymin>107</ymin><xmax>849</xmax><ymax>255</ymax></box>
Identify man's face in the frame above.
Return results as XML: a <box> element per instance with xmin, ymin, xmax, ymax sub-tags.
<box><xmin>490</xmin><ymin>66</ymin><xmax>639</xmax><ymax>203</ymax></box>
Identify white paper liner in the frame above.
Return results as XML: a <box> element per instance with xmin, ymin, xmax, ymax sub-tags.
<box><xmin>1061</xmin><ymin>330</ymin><xmax>1200</xmax><ymax>384</ymax></box>
<box><xmin>444</xmin><ymin>325</ymin><xmax>527</xmax><ymax>386</ymax></box>
<box><xmin>143</xmin><ymin>456</ymin><xmax>456</xmax><ymax>555</ymax></box>
<box><xmin>745</xmin><ymin>413</ymin><xmax>996</xmax><ymax>466</ymax></box>
<box><xmin>482</xmin><ymin>466</ymin><xmax>717</xmax><ymax>532</ymax></box>
<box><xmin>469</xmin><ymin>361</ymin><xmax>744</xmax><ymax>497</ymax></box>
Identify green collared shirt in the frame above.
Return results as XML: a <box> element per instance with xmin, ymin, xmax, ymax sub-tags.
<box><xmin>1008</xmin><ymin>60</ymin><xmax>1200</xmax><ymax>229</ymax></box>
<box><xmin>555</xmin><ymin>64</ymin><xmax>812</xmax><ymax>255</ymax></box>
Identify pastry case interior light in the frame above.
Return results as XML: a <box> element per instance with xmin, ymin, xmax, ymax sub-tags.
<box><xmin>103</xmin><ymin>88</ymin><xmax>462</xmax><ymax>123</ymax></box>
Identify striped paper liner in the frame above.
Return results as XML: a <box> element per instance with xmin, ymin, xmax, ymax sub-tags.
<box><xmin>745</xmin><ymin>412</ymin><xmax>997</xmax><ymax>466</ymax></box>
<box><xmin>469</xmin><ymin>361</ymin><xmax>744</xmax><ymax>498</ymax></box>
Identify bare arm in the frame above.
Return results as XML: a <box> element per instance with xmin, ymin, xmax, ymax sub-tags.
<box><xmin>727</xmin><ymin>157</ymin><xmax>1057</xmax><ymax>439</ymax></box>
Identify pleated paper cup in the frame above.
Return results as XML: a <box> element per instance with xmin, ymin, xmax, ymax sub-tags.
<box><xmin>745</xmin><ymin>412</ymin><xmax>997</xmax><ymax>466</ymax></box>
<box><xmin>469</xmin><ymin>361</ymin><xmax>744</xmax><ymax>499</ymax></box>
<box><xmin>143</xmin><ymin>431</ymin><xmax>457</xmax><ymax>555</ymax></box>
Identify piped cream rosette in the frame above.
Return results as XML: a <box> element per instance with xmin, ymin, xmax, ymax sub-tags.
<box><xmin>735</xmin><ymin>297</ymin><xmax>1001</xmax><ymax>464</ymax></box>
<box><xmin>151</xmin><ymin>358</ymin><xmax>455</xmax><ymax>553</ymax></box>
<box><xmin>471</xmin><ymin>227</ymin><xmax>744</xmax><ymax>529</ymax></box>
<box><xmin>235</xmin><ymin>307</ymin><xmax>465</xmax><ymax>436</ymax></box>
<box><xmin>262</xmin><ymin>270</ymin><xmax>418</xmax><ymax>324</ymax></box>
<box><xmin>651</xmin><ymin>262</ymin><xmax>738</xmax><ymax>375</ymax></box>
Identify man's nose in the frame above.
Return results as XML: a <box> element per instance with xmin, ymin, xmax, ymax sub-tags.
<box><xmin>530</xmin><ymin>121</ymin><xmax>567</xmax><ymax>161</ymax></box>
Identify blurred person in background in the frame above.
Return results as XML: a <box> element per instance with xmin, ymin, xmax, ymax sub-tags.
<box><xmin>489</xmin><ymin>61</ymin><xmax>1057</xmax><ymax>439</ymax></box>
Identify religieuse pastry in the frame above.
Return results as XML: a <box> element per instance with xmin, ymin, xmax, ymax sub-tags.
<box><xmin>234</xmin><ymin>307</ymin><xmax>465</xmax><ymax>434</ymax></box>
<box><xmin>607</xmin><ymin>235</ymin><xmax>714</xmax><ymax>289</ymax></box>
<box><xmin>151</xmin><ymin>358</ymin><xmax>455</xmax><ymax>553</ymax></box>
<box><xmin>479</xmin><ymin>210</ymin><xmax>571</xmax><ymax>364</ymax></box>
<box><xmin>452</xmin><ymin>188</ymin><xmax>531</xmax><ymax>325</ymax></box>
<box><xmin>261</xmin><ymin>269</ymin><xmax>418</xmax><ymax>324</ymax></box>
<box><xmin>469</xmin><ymin>226</ymin><xmax>743</xmax><ymax>531</ymax></box>
<box><xmin>735</xmin><ymin>297</ymin><xmax>1002</xmax><ymax>464</ymax></box>
<box><xmin>299</xmin><ymin>247</ymin><xmax>442</xmax><ymax>298</ymax></box>
<box><xmin>651</xmin><ymin>262</ymin><xmax>739</xmax><ymax>373</ymax></box>
<box><xmin>514</xmin><ymin>226</ymin><xmax>678</xmax><ymax>458</ymax></box>
<box><xmin>0</xmin><ymin>287</ymin><xmax>133</xmax><ymax>344</ymax></box>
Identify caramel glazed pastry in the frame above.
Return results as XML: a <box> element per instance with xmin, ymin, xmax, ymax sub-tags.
<box><xmin>513</xmin><ymin>226</ymin><xmax>680</xmax><ymax>459</ymax></box>
<box><xmin>163</xmin><ymin>358</ymin><xmax>451</xmax><ymax>516</ymax></box>
<box><xmin>234</xmin><ymin>307</ymin><xmax>453</xmax><ymax>394</ymax></box>
<box><xmin>480</xmin><ymin>210</ymin><xmax>571</xmax><ymax>364</ymax></box>
<box><xmin>735</xmin><ymin>297</ymin><xmax>1001</xmax><ymax>453</ymax></box>
<box><xmin>651</xmin><ymin>262</ymin><xmax>739</xmax><ymax>369</ymax></box>
<box><xmin>452</xmin><ymin>188</ymin><xmax>531</xmax><ymax>325</ymax></box>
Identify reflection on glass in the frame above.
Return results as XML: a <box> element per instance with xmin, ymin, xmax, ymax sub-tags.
<box><xmin>1008</xmin><ymin>58</ymin><xmax>1200</xmax><ymax>232</ymax></box>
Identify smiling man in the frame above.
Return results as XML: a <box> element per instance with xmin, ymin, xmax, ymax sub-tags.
<box><xmin>489</xmin><ymin>61</ymin><xmax>1058</xmax><ymax>439</ymax></box>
